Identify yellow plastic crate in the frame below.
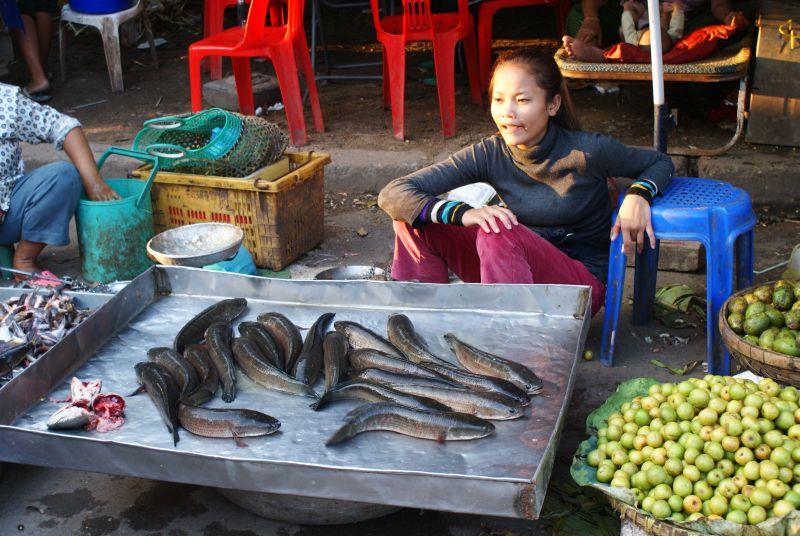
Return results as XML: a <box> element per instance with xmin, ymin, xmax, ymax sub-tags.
<box><xmin>132</xmin><ymin>151</ymin><xmax>331</xmax><ymax>270</ymax></box>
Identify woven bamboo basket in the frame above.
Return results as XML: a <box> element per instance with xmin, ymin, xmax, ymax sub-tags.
<box><xmin>608</xmin><ymin>497</ymin><xmax>706</xmax><ymax>536</ymax></box>
<box><xmin>719</xmin><ymin>283</ymin><xmax>800</xmax><ymax>387</ymax></box>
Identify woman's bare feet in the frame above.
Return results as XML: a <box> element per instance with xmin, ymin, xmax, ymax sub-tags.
<box><xmin>563</xmin><ymin>36</ymin><xmax>607</xmax><ymax>62</ymax></box>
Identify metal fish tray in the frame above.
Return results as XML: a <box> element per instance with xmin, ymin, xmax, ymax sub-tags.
<box><xmin>0</xmin><ymin>267</ymin><xmax>591</xmax><ymax>520</ymax></box>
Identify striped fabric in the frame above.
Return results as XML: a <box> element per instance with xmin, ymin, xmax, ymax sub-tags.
<box><xmin>416</xmin><ymin>198</ymin><xmax>472</xmax><ymax>226</ymax></box>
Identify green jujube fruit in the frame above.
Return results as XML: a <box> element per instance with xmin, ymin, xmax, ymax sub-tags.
<box><xmin>793</xmin><ymin>282</ymin><xmax>800</xmax><ymax>301</ymax></box>
<box><xmin>792</xmin><ymin>300</ymin><xmax>800</xmax><ymax>312</ymax></box>
<box><xmin>754</xmin><ymin>285</ymin><xmax>774</xmax><ymax>303</ymax></box>
<box><xmin>744</xmin><ymin>313</ymin><xmax>771</xmax><ymax>336</ymax></box>
<box><xmin>773</xmin><ymin>287</ymin><xmax>794</xmax><ymax>311</ymax></box>
<box><xmin>746</xmin><ymin>302</ymin><xmax>767</xmax><ymax>318</ymax></box>
<box><xmin>775</xmin><ymin>280</ymin><xmax>794</xmax><ymax>291</ymax></box>
<box><xmin>729</xmin><ymin>297</ymin><xmax>748</xmax><ymax>315</ymax></box>
<box><xmin>744</xmin><ymin>335</ymin><xmax>760</xmax><ymax>345</ymax></box>
<box><xmin>773</xmin><ymin>336</ymin><xmax>800</xmax><ymax>357</ymax></box>
<box><xmin>728</xmin><ymin>313</ymin><xmax>744</xmax><ymax>333</ymax></box>
<box><xmin>766</xmin><ymin>306</ymin><xmax>786</xmax><ymax>328</ymax></box>
<box><xmin>759</xmin><ymin>327</ymin><xmax>781</xmax><ymax>350</ymax></box>
<box><xmin>785</xmin><ymin>311</ymin><xmax>800</xmax><ymax>331</ymax></box>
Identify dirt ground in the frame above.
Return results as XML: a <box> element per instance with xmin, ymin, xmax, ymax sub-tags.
<box><xmin>7</xmin><ymin>0</ymin><xmax>796</xmax><ymax>160</ymax></box>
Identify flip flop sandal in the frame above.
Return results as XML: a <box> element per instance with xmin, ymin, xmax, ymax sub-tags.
<box><xmin>22</xmin><ymin>87</ymin><xmax>52</xmax><ymax>103</ymax></box>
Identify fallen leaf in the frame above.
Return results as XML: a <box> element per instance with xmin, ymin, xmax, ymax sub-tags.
<box><xmin>356</xmin><ymin>228</ymin><xmax>369</xmax><ymax>237</ymax></box>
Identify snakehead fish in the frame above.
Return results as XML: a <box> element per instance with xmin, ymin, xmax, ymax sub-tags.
<box><xmin>146</xmin><ymin>347</ymin><xmax>199</xmax><ymax>400</ymax></box>
<box><xmin>257</xmin><ymin>312</ymin><xmax>303</xmax><ymax>373</ymax></box>
<box><xmin>333</xmin><ymin>321</ymin><xmax>404</xmax><ymax>359</ymax></box>
<box><xmin>326</xmin><ymin>402</ymin><xmax>495</xmax><ymax>445</ymax></box>
<box><xmin>310</xmin><ymin>380</ymin><xmax>451</xmax><ymax>412</ymax></box>
<box><xmin>387</xmin><ymin>314</ymin><xmax>452</xmax><ymax>367</ymax></box>
<box><xmin>237</xmin><ymin>321</ymin><xmax>282</xmax><ymax>370</ymax></box>
<box><xmin>206</xmin><ymin>322</ymin><xmax>237</xmax><ymax>403</ymax></box>
<box><xmin>420</xmin><ymin>361</ymin><xmax>530</xmax><ymax>406</ymax></box>
<box><xmin>182</xmin><ymin>344</ymin><xmax>219</xmax><ymax>406</ymax></box>
<box><xmin>350</xmin><ymin>368</ymin><xmax>466</xmax><ymax>390</ymax></box>
<box><xmin>347</xmin><ymin>348</ymin><xmax>445</xmax><ymax>380</ymax></box>
<box><xmin>174</xmin><ymin>298</ymin><xmax>247</xmax><ymax>353</ymax></box>
<box><xmin>178</xmin><ymin>404</ymin><xmax>281</xmax><ymax>447</ymax></box>
<box><xmin>373</xmin><ymin>378</ymin><xmax>524</xmax><ymax>420</ymax></box>
<box><xmin>134</xmin><ymin>361</ymin><xmax>180</xmax><ymax>446</ymax></box>
<box><xmin>322</xmin><ymin>331</ymin><xmax>349</xmax><ymax>393</ymax></box>
<box><xmin>292</xmin><ymin>312</ymin><xmax>335</xmax><ymax>385</ymax></box>
<box><xmin>444</xmin><ymin>333</ymin><xmax>544</xmax><ymax>395</ymax></box>
<box><xmin>232</xmin><ymin>337</ymin><xmax>319</xmax><ymax>398</ymax></box>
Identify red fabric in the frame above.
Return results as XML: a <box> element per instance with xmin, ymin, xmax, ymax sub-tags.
<box><xmin>603</xmin><ymin>20</ymin><xmax>746</xmax><ymax>64</ymax></box>
<box><xmin>391</xmin><ymin>221</ymin><xmax>605</xmax><ymax>315</ymax></box>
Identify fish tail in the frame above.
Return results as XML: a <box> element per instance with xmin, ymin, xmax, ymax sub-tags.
<box><xmin>128</xmin><ymin>385</ymin><xmax>145</xmax><ymax>397</ymax></box>
<box><xmin>309</xmin><ymin>393</ymin><xmax>328</xmax><ymax>411</ymax></box>
<box><xmin>326</xmin><ymin>422</ymin><xmax>358</xmax><ymax>446</ymax></box>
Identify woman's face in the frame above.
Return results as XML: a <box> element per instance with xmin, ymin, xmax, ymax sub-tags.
<box><xmin>490</xmin><ymin>64</ymin><xmax>560</xmax><ymax>150</ymax></box>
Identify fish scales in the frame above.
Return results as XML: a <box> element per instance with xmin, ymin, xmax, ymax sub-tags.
<box><xmin>146</xmin><ymin>347</ymin><xmax>200</xmax><ymax>399</ymax></box>
<box><xmin>174</xmin><ymin>298</ymin><xmax>247</xmax><ymax>353</ymax></box>
<box><xmin>387</xmin><ymin>314</ymin><xmax>452</xmax><ymax>367</ymax></box>
<box><xmin>292</xmin><ymin>312</ymin><xmax>335</xmax><ymax>385</ymax></box>
<box><xmin>326</xmin><ymin>402</ymin><xmax>495</xmax><ymax>444</ymax></box>
<box><xmin>333</xmin><ymin>321</ymin><xmax>404</xmax><ymax>358</ymax></box>
<box><xmin>178</xmin><ymin>404</ymin><xmax>280</xmax><ymax>438</ymax></box>
<box><xmin>135</xmin><ymin>362</ymin><xmax>180</xmax><ymax>445</ymax></box>
<box><xmin>348</xmin><ymin>348</ymin><xmax>444</xmax><ymax>380</ymax></box>
<box><xmin>238</xmin><ymin>322</ymin><xmax>283</xmax><ymax>370</ymax></box>
<box><xmin>323</xmin><ymin>331</ymin><xmax>349</xmax><ymax>393</ymax></box>
<box><xmin>421</xmin><ymin>361</ymin><xmax>530</xmax><ymax>406</ymax></box>
<box><xmin>444</xmin><ymin>333</ymin><xmax>544</xmax><ymax>395</ymax></box>
<box><xmin>311</xmin><ymin>380</ymin><xmax>451</xmax><ymax>412</ymax></box>
<box><xmin>205</xmin><ymin>322</ymin><xmax>237</xmax><ymax>402</ymax></box>
<box><xmin>182</xmin><ymin>344</ymin><xmax>219</xmax><ymax>406</ymax></box>
<box><xmin>232</xmin><ymin>337</ymin><xmax>319</xmax><ymax>398</ymax></box>
<box><xmin>257</xmin><ymin>312</ymin><xmax>303</xmax><ymax>373</ymax></box>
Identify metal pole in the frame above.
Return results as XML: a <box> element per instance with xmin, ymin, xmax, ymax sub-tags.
<box><xmin>237</xmin><ymin>0</ymin><xmax>247</xmax><ymax>26</ymax></box>
<box><xmin>646</xmin><ymin>0</ymin><xmax>666</xmax><ymax>153</ymax></box>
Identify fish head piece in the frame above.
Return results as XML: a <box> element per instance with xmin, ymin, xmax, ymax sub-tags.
<box><xmin>505</xmin><ymin>406</ymin><xmax>523</xmax><ymax>419</ymax></box>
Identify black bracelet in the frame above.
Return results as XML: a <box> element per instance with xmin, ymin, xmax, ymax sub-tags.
<box><xmin>625</xmin><ymin>186</ymin><xmax>654</xmax><ymax>204</ymax></box>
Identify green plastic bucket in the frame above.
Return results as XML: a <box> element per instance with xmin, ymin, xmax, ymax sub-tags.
<box><xmin>76</xmin><ymin>146</ymin><xmax>179</xmax><ymax>283</ymax></box>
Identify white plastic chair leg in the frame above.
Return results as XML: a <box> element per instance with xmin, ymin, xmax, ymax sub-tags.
<box><xmin>100</xmin><ymin>20</ymin><xmax>123</xmax><ymax>92</ymax></box>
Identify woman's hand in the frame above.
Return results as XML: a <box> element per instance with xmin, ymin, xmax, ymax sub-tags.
<box><xmin>85</xmin><ymin>180</ymin><xmax>121</xmax><ymax>202</ymax></box>
<box><xmin>724</xmin><ymin>10</ymin><xmax>748</xmax><ymax>27</ymax></box>
<box><xmin>611</xmin><ymin>194</ymin><xmax>655</xmax><ymax>255</ymax></box>
<box><xmin>462</xmin><ymin>206</ymin><xmax>518</xmax><ymax>234</ymax></box>
<box><xmin>576</xmin><ymin>18</ymin><xmax>602</xmax><ymax>45</ymax></box>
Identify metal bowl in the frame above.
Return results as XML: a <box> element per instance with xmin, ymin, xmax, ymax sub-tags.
<box><xmin>146</xmin><ymin>223</ymin><xmax>243</xmax><ymax>268</ymax></box>
<box><xmin>217</xmin><ymin>488</ymin><xmax>400</xmax><ymax>525</ymax></box>
<box><xmin>314</xmin><ymin>265</ymin><xmax>388</xmax><ymax>281</ymax></box>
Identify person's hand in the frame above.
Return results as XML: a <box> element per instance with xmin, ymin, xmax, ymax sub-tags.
<box><xmin>85</xmin><ymin>180</ymin><xmax>121</xmax><ymax>202</ymax></box>
<box><xmin>462</xmin><ymin>206</ymin><xmax>519</xmax><ymax>234</ymax></box>
<box><xmin>611</xmin><ymin>194</ymin><xmax>654</xmax><ymax>255</ymax></box>
<box><xmin>576</xmin><ymin>17</ymin><xmax>602</xmax><ymax>45</ymax></box>
<box><xmin>724</xmin><ymin>10</ymin><xmax>748</xmax><ymax>27</ymax></box>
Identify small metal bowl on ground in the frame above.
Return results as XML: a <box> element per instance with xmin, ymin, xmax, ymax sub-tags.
<box><xmin>314</xmin><ymin>265</ymin><xmax>388</xmax><ymax>281</ymax></box>
<box><xmin>146</xmin><ymin>223</ymin><xmax>244</xmax><ymax>268</ymax></box>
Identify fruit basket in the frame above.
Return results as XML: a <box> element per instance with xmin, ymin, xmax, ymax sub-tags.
<box><xmin>720</xmin><ymin>281</ymin><xmax>800</xmax><ymax>387</ymax></box>
<box><xmin>572</xmin><ymin>376</ymin><xmax>800</xmax><ymax>535</ymax></box>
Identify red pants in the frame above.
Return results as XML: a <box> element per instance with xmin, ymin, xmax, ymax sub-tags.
<box><xmin>391</xmin><ymin>221</ymin><xmax>605</xmax><ymax>315</ymax></box>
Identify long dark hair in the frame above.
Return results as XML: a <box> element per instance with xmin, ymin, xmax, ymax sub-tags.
<box><xmin>488</xmin><ymin>49</ymin><xmax>580</xmax><ymax>131</ymax></box>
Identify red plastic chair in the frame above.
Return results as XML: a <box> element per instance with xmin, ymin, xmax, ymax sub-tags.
<box><xmin>203</xmin><ymin>0</ymin><xmax>288</xmax><ymax>79</ymax></box>
<box><xmin>477</xmin><ymin>0</ymin><xmax>569</xmax><ymax>91</ymax></box>
<box><xmin>370</xmin><ymin>0</ymin><xmax>482</xmax><ymax>140</ymax></box>
<box><xmin>189</xmin><ymin>0</ymin><xmax>324</xmax><ymax>146</ymax></box>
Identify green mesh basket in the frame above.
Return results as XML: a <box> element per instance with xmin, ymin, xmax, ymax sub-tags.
<box><xmin>132</xmin><ymin>109</ymin><xmax>242</xmax><ymax>170</ymax></box>
<box><xmin>137</xmin><ymin>113</ymin><xmax>289</xmax><ymax>178</ymax></box>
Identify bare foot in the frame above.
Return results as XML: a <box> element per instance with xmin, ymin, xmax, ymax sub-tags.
<box><xmin>567</xmin><ymin>36</ymin><xmax>607</xmax><ymax>62</ymax></box>
<box><xmin>563</xmin><ymin>35</ymin><xmax>575</xmax><ymax>56</ymax></box>
<box><xmin>25</xmin><ymin>78</ymin><xmax>50</xmax><ymax>95</ymax></box>
<box><xmin>623</xmin><ymin>0</ymin><xmax>645</xmax><ymax>19</ymax></box>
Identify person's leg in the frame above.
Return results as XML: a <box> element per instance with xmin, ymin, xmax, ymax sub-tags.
<box><xmin>474</xmin><ymin>225</ymin><xmax>606</xmax><ymax>315</ymax></box>
<box><xmin>621</xmin><ymin>10</ymin><xmax>640</xmax><ymax>45</ymax></box>
<box><xmin>35</xmin><ymin>12</ymin><xmax>53</xmax><ymax>69</ymax></box>
<box><xmin>0</xmin><ymin>161</ymin><xmax>82</xmax><ymax>272</ymax></box>
<box><xmin>565</xmin><ymin>1</ymin><xmax>623</xmax><ymax>47</ymax></box>
<box><xmin>12</xmin><ymin>14</ymin><xmax>50</xmax><ymax>94</ymax></box>
<box><xmin>563</xmin><ymin>35</ymin><xmax>608</xmax><ymax>61</ymax></box>
<box><xmin>391</xmin><ymin>221</ymin><xmax>482</xmax><ymax>284</ymax></box>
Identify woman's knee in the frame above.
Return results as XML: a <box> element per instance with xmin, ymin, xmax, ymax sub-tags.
<box><xmin>41</xmin><ymin>161</ymin><xmax>82</xmax><ymax>199</ymax></box>
<box><xmin>475</xmin><ymin>225</ymin><xmax>527</xmax><ymax>254</ymax></box>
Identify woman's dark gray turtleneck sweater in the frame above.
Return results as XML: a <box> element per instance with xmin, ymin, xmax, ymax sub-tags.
<box><xmin>378</xmin><ymin>124</ymin><xmax>675</xmax><ymax>284</ymax></box>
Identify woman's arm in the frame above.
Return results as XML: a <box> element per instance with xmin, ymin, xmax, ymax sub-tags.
<box><xmin>378</xmin><ymin>143</ymin><xmax>488</xmax><ymax>224</ymax></box>
<box><xmin>595</xmin><ymin>135</ymin><xmax>675</xmax><ymax>255</ymax></box>
<box><xmin>62</xmin><ymin>128</ymin><xmax>120</xmax><ymax>201</ymax></box>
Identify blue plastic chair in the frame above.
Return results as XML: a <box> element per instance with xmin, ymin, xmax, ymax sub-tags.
<box><xmin>600</xmin><ymin>177</ymin><xmax>756</xmax><ymax>374</ymax></box>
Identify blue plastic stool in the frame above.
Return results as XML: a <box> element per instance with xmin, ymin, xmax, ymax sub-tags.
<box><xmin>600</xmin><ymin>177</ymin><xmax>756</xmax><ymax>374</ymax></box>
